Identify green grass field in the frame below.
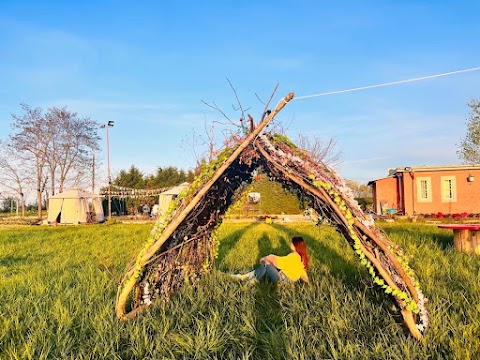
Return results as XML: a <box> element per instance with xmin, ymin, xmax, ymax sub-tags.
<box><xmin>1</xmin><ymin>221</ymin><xmax>479</xmax><ymax>359</ymax></box>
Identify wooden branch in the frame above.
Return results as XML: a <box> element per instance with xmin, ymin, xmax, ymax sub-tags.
<box><xmin>261</xmin><ymin>83</ymin><xmax>279</xmax><ymax>120</ymax></box>
<box><xmin>352</xmin><ymin>219</ymin><xmax>419</xmax><ymax>303</ymax></box>
<box><xmin>248</xmin><ymin>114</ymin><xmax>254</xmax><ymax>132</ymax></box>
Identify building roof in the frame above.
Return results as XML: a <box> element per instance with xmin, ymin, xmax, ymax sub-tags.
<box><xmin>388</xmin><ymin>164</ymin><xmax>480</xmax><ymax>175</ymax></box>
<box><xmin>368</xmin><ymin>164</ymin><xmax>480</xmax><ymax>185</ymax></box>
<box><xmin>49</xmin><ymin>189</ymin><xmax>99</xmax><ymax>199</ymax></box>
<box><xmin>160</xmin><ymin>182</ymin><xmax>189</xmax><ymax>196</ymax></box>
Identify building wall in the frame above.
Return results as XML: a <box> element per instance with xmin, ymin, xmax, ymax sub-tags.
<box><xmin>373</xmin><ymin>177</ymin><xmax>398</xmax><ymax>214</ymax></box>
<box><xmin>406</xmin><ymin>169</ymin><xmax>480</xmax><ymax>215</ymax></box>
<box><xmin>402</xmin><ymin>172</ymin><xmax>414</xmax><ymax>216</ymax></box>
<box><xmin>373</xmin><ymin>168</ymin><xmax>480</xmax><ymax>216</ymax></box>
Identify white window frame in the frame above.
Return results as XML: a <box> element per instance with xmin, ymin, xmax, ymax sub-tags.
<box><xmin>441</xmin><ymin>176</ymin><xmax>457</xmax><ymax>202</ymax></box>
<box><xmin>417</xmin><ymin>177</ymin><xmax>432</xmax><ymax>203</ymax></box>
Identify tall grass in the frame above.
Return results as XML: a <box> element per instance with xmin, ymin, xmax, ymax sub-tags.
<box><xmin>0</xmin><ymin>222</ymin><xmax>479</xmax><ymax>359</ymax></box>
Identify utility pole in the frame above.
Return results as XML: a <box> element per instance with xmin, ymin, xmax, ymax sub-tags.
<box><xmin>100</xmin><ymin>121</ymin><xmax>114</xmax><ymax>220</ymax></box>
<box><xmin>91</xmin><ymin>154</ymin><xmax>95</xmax><ymax>213</ymax></box>
<box><xmin>92</xmin><ymin>154</ymin><xmax>95</xmax><ymax>195</ymax></box>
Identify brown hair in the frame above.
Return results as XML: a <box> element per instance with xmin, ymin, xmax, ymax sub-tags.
<box><xmin>292</xmin><ymin>237</ymin><xmax>309</xmax><ymax>270</ymax></box>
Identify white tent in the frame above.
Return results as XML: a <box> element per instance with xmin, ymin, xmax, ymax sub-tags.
<box><xmin>158</xmin><ymin>182</ymin><xmax>189</xmax><ymax>218</ymax></box>
<box><xmin>47</xmin><ymin>189</ymin><xmax>105</xmax><ymax>224</ymax></box>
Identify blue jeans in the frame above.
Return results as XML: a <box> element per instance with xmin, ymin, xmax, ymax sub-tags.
<box><xmin>254</xmin><ymin>263</ymin><xmax>282</xmax><ymax>282</ymax></box>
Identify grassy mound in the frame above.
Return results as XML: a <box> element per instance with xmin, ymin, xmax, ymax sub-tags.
<box><xmin>227</xmin><ymin>174</ymin><xmax>304</xmax><ymax>217</ymax></box>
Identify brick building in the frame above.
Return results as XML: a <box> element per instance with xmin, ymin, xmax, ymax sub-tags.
<box><xmin>368</xmin><ymin>165</ymin><xmax>480</xmax><ymax>216</ymax></box>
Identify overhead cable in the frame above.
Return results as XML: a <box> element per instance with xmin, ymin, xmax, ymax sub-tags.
<box><xmin>295</xmin><ymin>66</ymin><xmax>480</xmax><ymax>100</ymax></box>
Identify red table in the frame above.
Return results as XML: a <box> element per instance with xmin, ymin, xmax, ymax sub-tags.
<box><xmin>438</xmin><ymin>224</ymin><xmax>480</xmax><ymax>254</ymax></box>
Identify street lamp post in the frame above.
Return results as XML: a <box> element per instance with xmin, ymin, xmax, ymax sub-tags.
<box><xmin>100</xmin><ymin>121</ymin><xmax>114</xmax><ymax>220</ymax></box>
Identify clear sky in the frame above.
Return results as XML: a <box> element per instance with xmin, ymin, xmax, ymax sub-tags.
<box><xmin>1</xmin><ymin>1</ymin><xmax>479</xmax><ymax>187</ymax></box>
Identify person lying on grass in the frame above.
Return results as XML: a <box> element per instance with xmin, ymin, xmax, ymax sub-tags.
<box><xmin>232</xmin><ymin>236</ymin><xmax>309</xmax><ymax>283</ymax></box>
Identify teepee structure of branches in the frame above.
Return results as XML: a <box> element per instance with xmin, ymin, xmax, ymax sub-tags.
<box><xmin>116</xmin><ymin>92</ymin><xmax>428</xmax><ymax>341</ymax></box>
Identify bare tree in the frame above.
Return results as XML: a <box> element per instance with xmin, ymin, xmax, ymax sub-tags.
<box><xmin>345</xmin><ymin>179</ymin><xmax>372</xmax><ymax>198</ymax></box>
<box><xmin>44</xmin><ymin>107</ymin><xmax>100</xmax><ymax>193</ymax></box>
<box><xmin>10</xmin><ymin>104</ymin><xmax>49</xmax><ymax>217</ymax></box>
<box><xmin>0</xmin><ymin>140</ymin><xmax>30</xmax><ymax>216</ymax></box>
<box><xmin>296</xmin><ymin>133</ymin><xmax>342</xmax><ymax>167</ymax></box>
<box><xmin>9</xmin><ymin>104</ymin><xmax>101</xmax><ymax>218</ymax></box>
<box><xmin>181</xmin><ymin>125</ymin><xmax>211</xmax><ymax>172</ymax></box>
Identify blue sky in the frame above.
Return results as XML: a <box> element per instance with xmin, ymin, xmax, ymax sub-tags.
<box><xmin>1</xmin><ymin>1</ymin><xmax>479</xmax><ymax>186</ymax></box>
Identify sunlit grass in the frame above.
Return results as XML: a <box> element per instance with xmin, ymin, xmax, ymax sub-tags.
<box><xmin>1</xmin><ymin>222</ymin><xmax>479</xmax><ymax>359</ymax></box>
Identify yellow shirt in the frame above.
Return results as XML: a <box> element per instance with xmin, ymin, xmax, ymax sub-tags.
<box><xmin>276</xmin><ymin>252</ymin><xmax>307</xmax><ymax>281</ymax></box>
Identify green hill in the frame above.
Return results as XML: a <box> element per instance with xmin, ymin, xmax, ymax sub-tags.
<box><xmin>227</xmin><ymin>174</ymin><xmax>304</xmax><ymax>217</ymax></box>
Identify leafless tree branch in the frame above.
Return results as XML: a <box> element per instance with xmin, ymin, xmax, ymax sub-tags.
<box><xmin>255</xmin><ymin>92</ymin><xmax>266</xmax><ymax>105</ymax></box>
<box><xmin>296</xmin><ymin>133</ymin><xmax>343</xmax><ymax>167</ymax></box>
<box><xmin>226</xmin><ymin>78</ymin><xmax>245</xmax><ymax>122</ymax></box>
<box><xmin>261</xmin><ymin>83</ymin><xmax>279</xmax><ymax>119</ymax></box>
<box><xmin>200</xmin><ymin>100</ymin><xmax>237</xmax><ymax>126</ymax></box>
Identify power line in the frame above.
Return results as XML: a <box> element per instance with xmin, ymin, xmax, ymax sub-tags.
<box><xmin>295</xmin><ymin>66</ymin><xmax>480</xmax><ymax>100</ymax></box>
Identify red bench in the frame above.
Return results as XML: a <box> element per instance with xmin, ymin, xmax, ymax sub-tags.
<box><xmin>438</xmin><ymin>224</ymin><xmax>480</xmax><ymax>254</ymax></box>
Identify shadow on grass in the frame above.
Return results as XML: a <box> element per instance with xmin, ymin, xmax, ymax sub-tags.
<box><xmin>0</xmin><ymin>255</ymin><xmax>40</xmax><ymax>278</ymax></box>
<box><xmin>382</xmin><ymin>225</ymin><xmax>454</xmax><ymax>250</ymax></box>
<box><xmin>431</xmin><ymin>232</ymin><xmax>454</xmax><ymax>250</ymax></box>
<box><xmin>256</xmin><ymin>230</ymin><xmax>290</xmax><ymax>262</ymax></box>
<box><xmin>253</xmin><ymin>282</ymin><xmax>285</xmax><ymax>359</ymax></box>
<box><xmin>215</xmin><ymin>223</ymin><xmax>259</xmax><ymax>269</ymax></box>
<box><xmin>253</xmin><ymin>235</ymin><xmax>286</xmax><ymax>359</ymax></box>
<box><xmin>0</xmin><ymin>255</ymin><xmax>31</xmax><ymax>267</ymax></box>
<box><xmin>271</xmin><ymin>223</ymin><xmax>361</xmax><ymax>286</ymax></box>
<box><xmin>217</xmin><ymin>226</ymin><xmax>288</xmax><ymax>358</ymax></box>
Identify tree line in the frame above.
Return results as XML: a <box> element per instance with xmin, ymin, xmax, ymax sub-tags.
<box><xmin>112</xmin><ymin>165</ymin><xmax>195</xmax><ymax>189</ymax></box>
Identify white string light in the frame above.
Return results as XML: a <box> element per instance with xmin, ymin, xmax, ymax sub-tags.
<box><xmin>295</xmin><ymin>66</ymin><xmax>480</xmax><ymax>100</ymax></box>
